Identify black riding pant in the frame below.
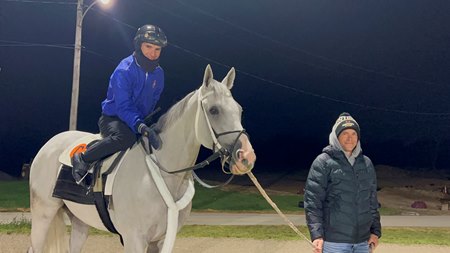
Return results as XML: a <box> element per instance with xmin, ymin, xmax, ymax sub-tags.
<box><xmin>82</xmin><ymin>115</ymin><xmax>137</xmax><ymax>163</ymax></box>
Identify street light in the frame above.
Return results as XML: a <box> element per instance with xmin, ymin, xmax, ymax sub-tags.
<box><xmin>69</xmin><ymin>0</ymin><xmax>112</xmax><ymax>130</ymax></box>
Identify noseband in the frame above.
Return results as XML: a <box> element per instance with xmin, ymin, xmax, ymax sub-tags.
<box><xmin>213</xmin><ymin>129</ymin><xmax>248</xmax><ymax>174</ymax></box>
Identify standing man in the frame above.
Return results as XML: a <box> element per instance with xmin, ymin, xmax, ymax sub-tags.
<box><xmin>304</xmin><ymin>112</ymin><xmax>381</xmax><ymax>253</ymax></box>
<box><xmin>72</xmin><ymin>24</ymin><xmax>167</xmax><ymax>184</ymax></box>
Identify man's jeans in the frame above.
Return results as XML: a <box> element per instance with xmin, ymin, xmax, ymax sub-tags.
<box><xmin>323</xmin><ymin>241</ymin><xmax>369</xmax><ymax>253</ymax></box>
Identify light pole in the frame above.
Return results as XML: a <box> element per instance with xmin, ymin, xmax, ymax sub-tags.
<box><xmin>69</xmin><ymin>0</ymin><xmax>111</xmax><ymax>130</ymax></box>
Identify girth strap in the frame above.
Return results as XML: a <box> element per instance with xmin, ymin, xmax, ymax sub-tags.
<box><xmin>92</xmin><ymin>151</ymin><xmax>125</xmax><ymax>245</ymax></box>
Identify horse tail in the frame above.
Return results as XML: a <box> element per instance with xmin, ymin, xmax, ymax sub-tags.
<box><xmin>42</xmin><ymin>208</ymin><xmax>68</xmax><ymax>253</ymax></box>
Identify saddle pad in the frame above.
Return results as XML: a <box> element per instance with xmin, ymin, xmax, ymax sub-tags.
<box><xmin>59</xmin><ymin>133</ymin><xmax>102</xmax><ymax>166</ymax></box>
<box><xmin>53</xmin><ymin>163</ymin><xmax>123</xmax><ymax>237</ymax></box>
<box><xmin>52</xmin><ymin>152</ymin><xmax>124</xmax><ymax>203</ymax></box>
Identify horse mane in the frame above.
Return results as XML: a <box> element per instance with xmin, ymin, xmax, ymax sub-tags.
<box><xmin>155</xmin><ymin>91</ymin><xmax>195</xmax><ymax>133</ymax></box>
<box><xmin>155</xmin><ymin>81</ymin><xmax>228</xmax><ymax>133</ymax></box>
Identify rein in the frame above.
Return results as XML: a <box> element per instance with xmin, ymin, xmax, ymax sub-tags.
<box><xmin>157</xmin><ymin>147</ymin><xmax>227</xmax><ymax>174</ymax></box>
<box><xmin>150</xmin><ymin>150</ymin><xmax>235</xmax><ymax>188</ymax></box>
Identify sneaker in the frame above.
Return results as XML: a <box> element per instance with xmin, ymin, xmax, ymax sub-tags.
<box><xmin>71</xmin><ymin>153</ymin><xmax>90</xmax><ymax>184</ymax></box>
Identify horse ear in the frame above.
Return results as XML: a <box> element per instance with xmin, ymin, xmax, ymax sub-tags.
<box><xmin>202</xmin><ymin>64</ymin><xmax>214</xmax><ymax>88</ymax></box>
<box><xmin>222</xmin><ymin>67</ymin><xmax>235</xmax><ymax>89</ymax></box>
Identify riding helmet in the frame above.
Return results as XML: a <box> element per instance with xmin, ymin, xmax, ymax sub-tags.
<box><xmin>134</xmin><ymin>24</ymin><xmax>168</xmax><ymax>51</ymax></box>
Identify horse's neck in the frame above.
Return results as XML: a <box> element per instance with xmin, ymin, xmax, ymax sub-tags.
<box><xmin>155</xmin><ymin>95</ymin><xmax>201</xmax><ymax>172</ymax></box>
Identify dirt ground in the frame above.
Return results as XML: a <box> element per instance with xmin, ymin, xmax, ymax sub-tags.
<box><xmin>2</xmin><ymin>234</ymin><xmax>450</xmax><ymax>253</ymax></box>
<box><xmin>373</xmin><ymin>166</ymin><xmax>450</xmax><ymax>215</ymax></box>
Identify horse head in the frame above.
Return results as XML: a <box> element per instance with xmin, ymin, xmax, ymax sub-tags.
<box><xmin>195</xmin><ymin>64</ymin><xmax>256</xmax><ymax>175</ymax></box>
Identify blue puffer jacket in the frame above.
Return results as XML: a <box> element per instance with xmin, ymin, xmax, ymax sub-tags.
<box><xmin>304</xmin><ymin>144</ymin><xmax>382</xmax><ymax>243</ymax></box>
<box><xmin>101</xmin><ymin>54</ymin><xmax>164</xmax><ymax>133</ymax></box>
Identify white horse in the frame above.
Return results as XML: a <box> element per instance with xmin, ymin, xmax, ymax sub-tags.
<box><xmin>28</xmin><ymin>65</ymin><xmax>256</xmax><ymax>253</ymax></box>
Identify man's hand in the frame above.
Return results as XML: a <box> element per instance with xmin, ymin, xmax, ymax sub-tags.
<box><xmin>137</xmin><ymin>123</ymin><xmax>162</xmax><ymax>150</ymax></box>
<box><xmin>368</xmin><ymin>234</ymin><xmax>379</xmax><ymax>252</ymax></box>
<box><xmin>312</xmin><ymin>238</ymin><xmax>323</xmax><ymax>253</ymax></box>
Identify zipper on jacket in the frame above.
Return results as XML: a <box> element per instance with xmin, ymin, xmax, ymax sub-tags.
<box><xmin>343</xmin><ymin>152</ymin><xmax>361</xmax><ymax>243</ymax></box>
<box><xmin>352</xmin><ymin>163</ymin><xmax>360</xmax><ymax>242</ymax></box>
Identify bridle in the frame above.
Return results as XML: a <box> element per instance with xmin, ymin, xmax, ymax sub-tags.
<box><xmin>155</xmin><ymin>87</ymin><xmax>247</xmax><ymax>177</ymax></box>
<box><xmin>195</xmin><ymin>87</ymin><xmax>248</xmax><ymax>174</ymax></box>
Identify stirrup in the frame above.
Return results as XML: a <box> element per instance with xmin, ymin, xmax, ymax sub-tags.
<box><xmin>75</xmin><ymin>171</ymin><xmax>89</xmax><ymax>185</ymax></box>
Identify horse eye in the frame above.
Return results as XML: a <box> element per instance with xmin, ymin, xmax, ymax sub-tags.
<box><xmin>209</xmin><ymin>106</ymin><xmax>219</xmax><ymax>115</ymax></box>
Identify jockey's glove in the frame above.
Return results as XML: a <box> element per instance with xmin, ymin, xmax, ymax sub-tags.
<box><xmin>137</xmin><ymin>123</ymin><xmax>162</xmax><ymax>150</ymax></box>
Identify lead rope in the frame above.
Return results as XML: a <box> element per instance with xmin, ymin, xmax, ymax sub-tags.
<box><xmin>194</xmin><ymin>89</ymin><xmax>312</xmax><ymax>246</ymax></box>
<box><xmin>247</xmin><ymin>172</ymin><xmax>314</xmax><ymax>247</ymax></box>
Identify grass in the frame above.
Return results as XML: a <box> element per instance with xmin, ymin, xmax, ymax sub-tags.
<box><xmin>0</xmin><ymin>180</ymin><xmax>399</xmax><ymax>215</ymax></box>
<box><xmin>180</xmin><ymin>226</ymin><xmax>450</xmax><ymax>246</ymax></box>
<box><xmin>178</xmin><ymin>225</ymin><xmax>310</xmax><ymax>240</ymax></box>
<box><xmin>192</xmin><ymin>183</ymin><xmax>302</xmax><ymax>212</ymax></box>
<box><xmin>1</xmin><ymin>221</ymin><xmax>450</xmax><ymax>246</ymax></box>
<box><xmin>0</xmin><ymin>178</ymin><xmax>448</xmax><ymax>246</ymax></box>
<box><xmin>0</xmin><ymin>218</ymin><xmax>31</xmax><ymax>234</ymax></box>
<box><xmin>1</xmin><ymin>180</ymin><xmax>303</xmax><ymax>212</ymax></box>
<box><xmin>2</xmin><ymin>178</ymin><xmax>449</xmax><ymax>246</ymax></box>
<box><xmin>0</xmin><ymin>181</ymin><xmax>30</xmax><ymax>211</ymax></box>
<box><xmin>381</xmin><ymin>227</ymin><xmax>450</xmax><ymax>246</ymax></box>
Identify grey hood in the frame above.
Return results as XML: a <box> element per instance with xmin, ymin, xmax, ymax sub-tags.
<box><xmin>329</xmin><ymin>126</ymin><xmax>361</xmax><ymax>166</ymax></box>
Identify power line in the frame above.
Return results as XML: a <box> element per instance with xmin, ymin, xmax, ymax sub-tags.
<box><xmin>134</xmin><ymin>1</ymin><xmax>450</xmax><ymax>116</ymax></box>
<box><xmin>2</xmin><ymin>4</ymin><xmax>449</xmax><ymax>116</ymax></box>
<box><xmin>1</xmin><ymin>0</ymin><xmax>76</xmax><ymax>4</ymax></box>
<box><xmin>0</xmin><ymin>40</ymin><xmax>116</xmax><ymax>62</ymax></box>
<box><xmin>174</xmin><ymin>0</ymin><xmax>448</xmax><ymax>88</ymax></box>
<box><xmin>169</xmin><ymin>43</ymin><xmax>450</xmax><ymax>117</ymax></box>
<box><xmin>0</xmin><ymin>43</ymin><xmax>73</xmax><ymax>50</ymax></box>
<box><xmin>90</xmin><ymin>8</ymin><xmax>136</xmax><ymax>30</ymax></box>
<box><xmin>139</xmin><ymin>0</ymin><xmax>383</xmax><ymax>85</ymax></box>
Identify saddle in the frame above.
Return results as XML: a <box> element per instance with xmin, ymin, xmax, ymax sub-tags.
<box><xmin>52</xmin><ymin>134</ymin><xmax>126</xmax><ymax>236</ymax></box>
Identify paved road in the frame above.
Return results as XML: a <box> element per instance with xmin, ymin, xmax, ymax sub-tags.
<box><xmin>1</xmin><ymin>212</ymin><xmax>450</xmax><ymax>227</ymax></box>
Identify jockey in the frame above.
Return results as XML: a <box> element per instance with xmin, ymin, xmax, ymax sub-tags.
<box><xmin>72</xmin><ymin>24</ymin><xmax>167</xmax><ymax>184</ymax></box>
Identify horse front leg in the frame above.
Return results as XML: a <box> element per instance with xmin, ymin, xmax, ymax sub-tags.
<box><xmin>146</xmin><ymin>240</ymin><xmax>163</xmax><ymax>253</ymax></box>
<box><xmin>123</xmin><ymin>232</ymin><xmax>148</xmax><ymax>253</ymax></box>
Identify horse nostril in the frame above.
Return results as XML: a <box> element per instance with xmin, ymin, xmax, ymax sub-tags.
<box><xmin>242</xmin><ymin>159</ymin><xmax>248</xmax><ymax>166</ymax></box>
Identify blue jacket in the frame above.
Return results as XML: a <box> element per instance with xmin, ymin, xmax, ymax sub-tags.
<box><xmin>101</xmin><ymin>54</ymin><xmax>164</xmax><ymax>133</ymax></box>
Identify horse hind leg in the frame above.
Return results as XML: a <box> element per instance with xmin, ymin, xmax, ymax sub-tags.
<box><xmin>66</xmin><ymin>209</ymin><xmax>89</xmax><ymax>253</ymax></box>
<box><xmin>29</xmin><ymin>194</ymin><xmax>67</xmax><ymax>253</ymax></box>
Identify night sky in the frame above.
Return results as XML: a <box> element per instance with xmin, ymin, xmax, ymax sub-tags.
<box><xmin>1</xmin><ymin>0</ymin><xmax>450</xmax><ymax>177</ymax></box>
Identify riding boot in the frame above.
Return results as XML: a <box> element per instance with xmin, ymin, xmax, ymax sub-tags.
<box><xmin>71</xmin><ymin>153</ymin><xmax>90</xmax><ymax>184</ymax></box>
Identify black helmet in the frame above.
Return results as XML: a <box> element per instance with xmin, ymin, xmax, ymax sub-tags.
<box><xmin>134</xmin><ymin>24</ymin><xmax>167</xmax><ymax>51</ymax></box>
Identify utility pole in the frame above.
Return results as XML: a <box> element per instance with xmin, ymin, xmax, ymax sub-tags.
<box><xmin>69</xmin><ymin>0</ymin><xmax>83</xmax><ymax>130</ymax></box>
